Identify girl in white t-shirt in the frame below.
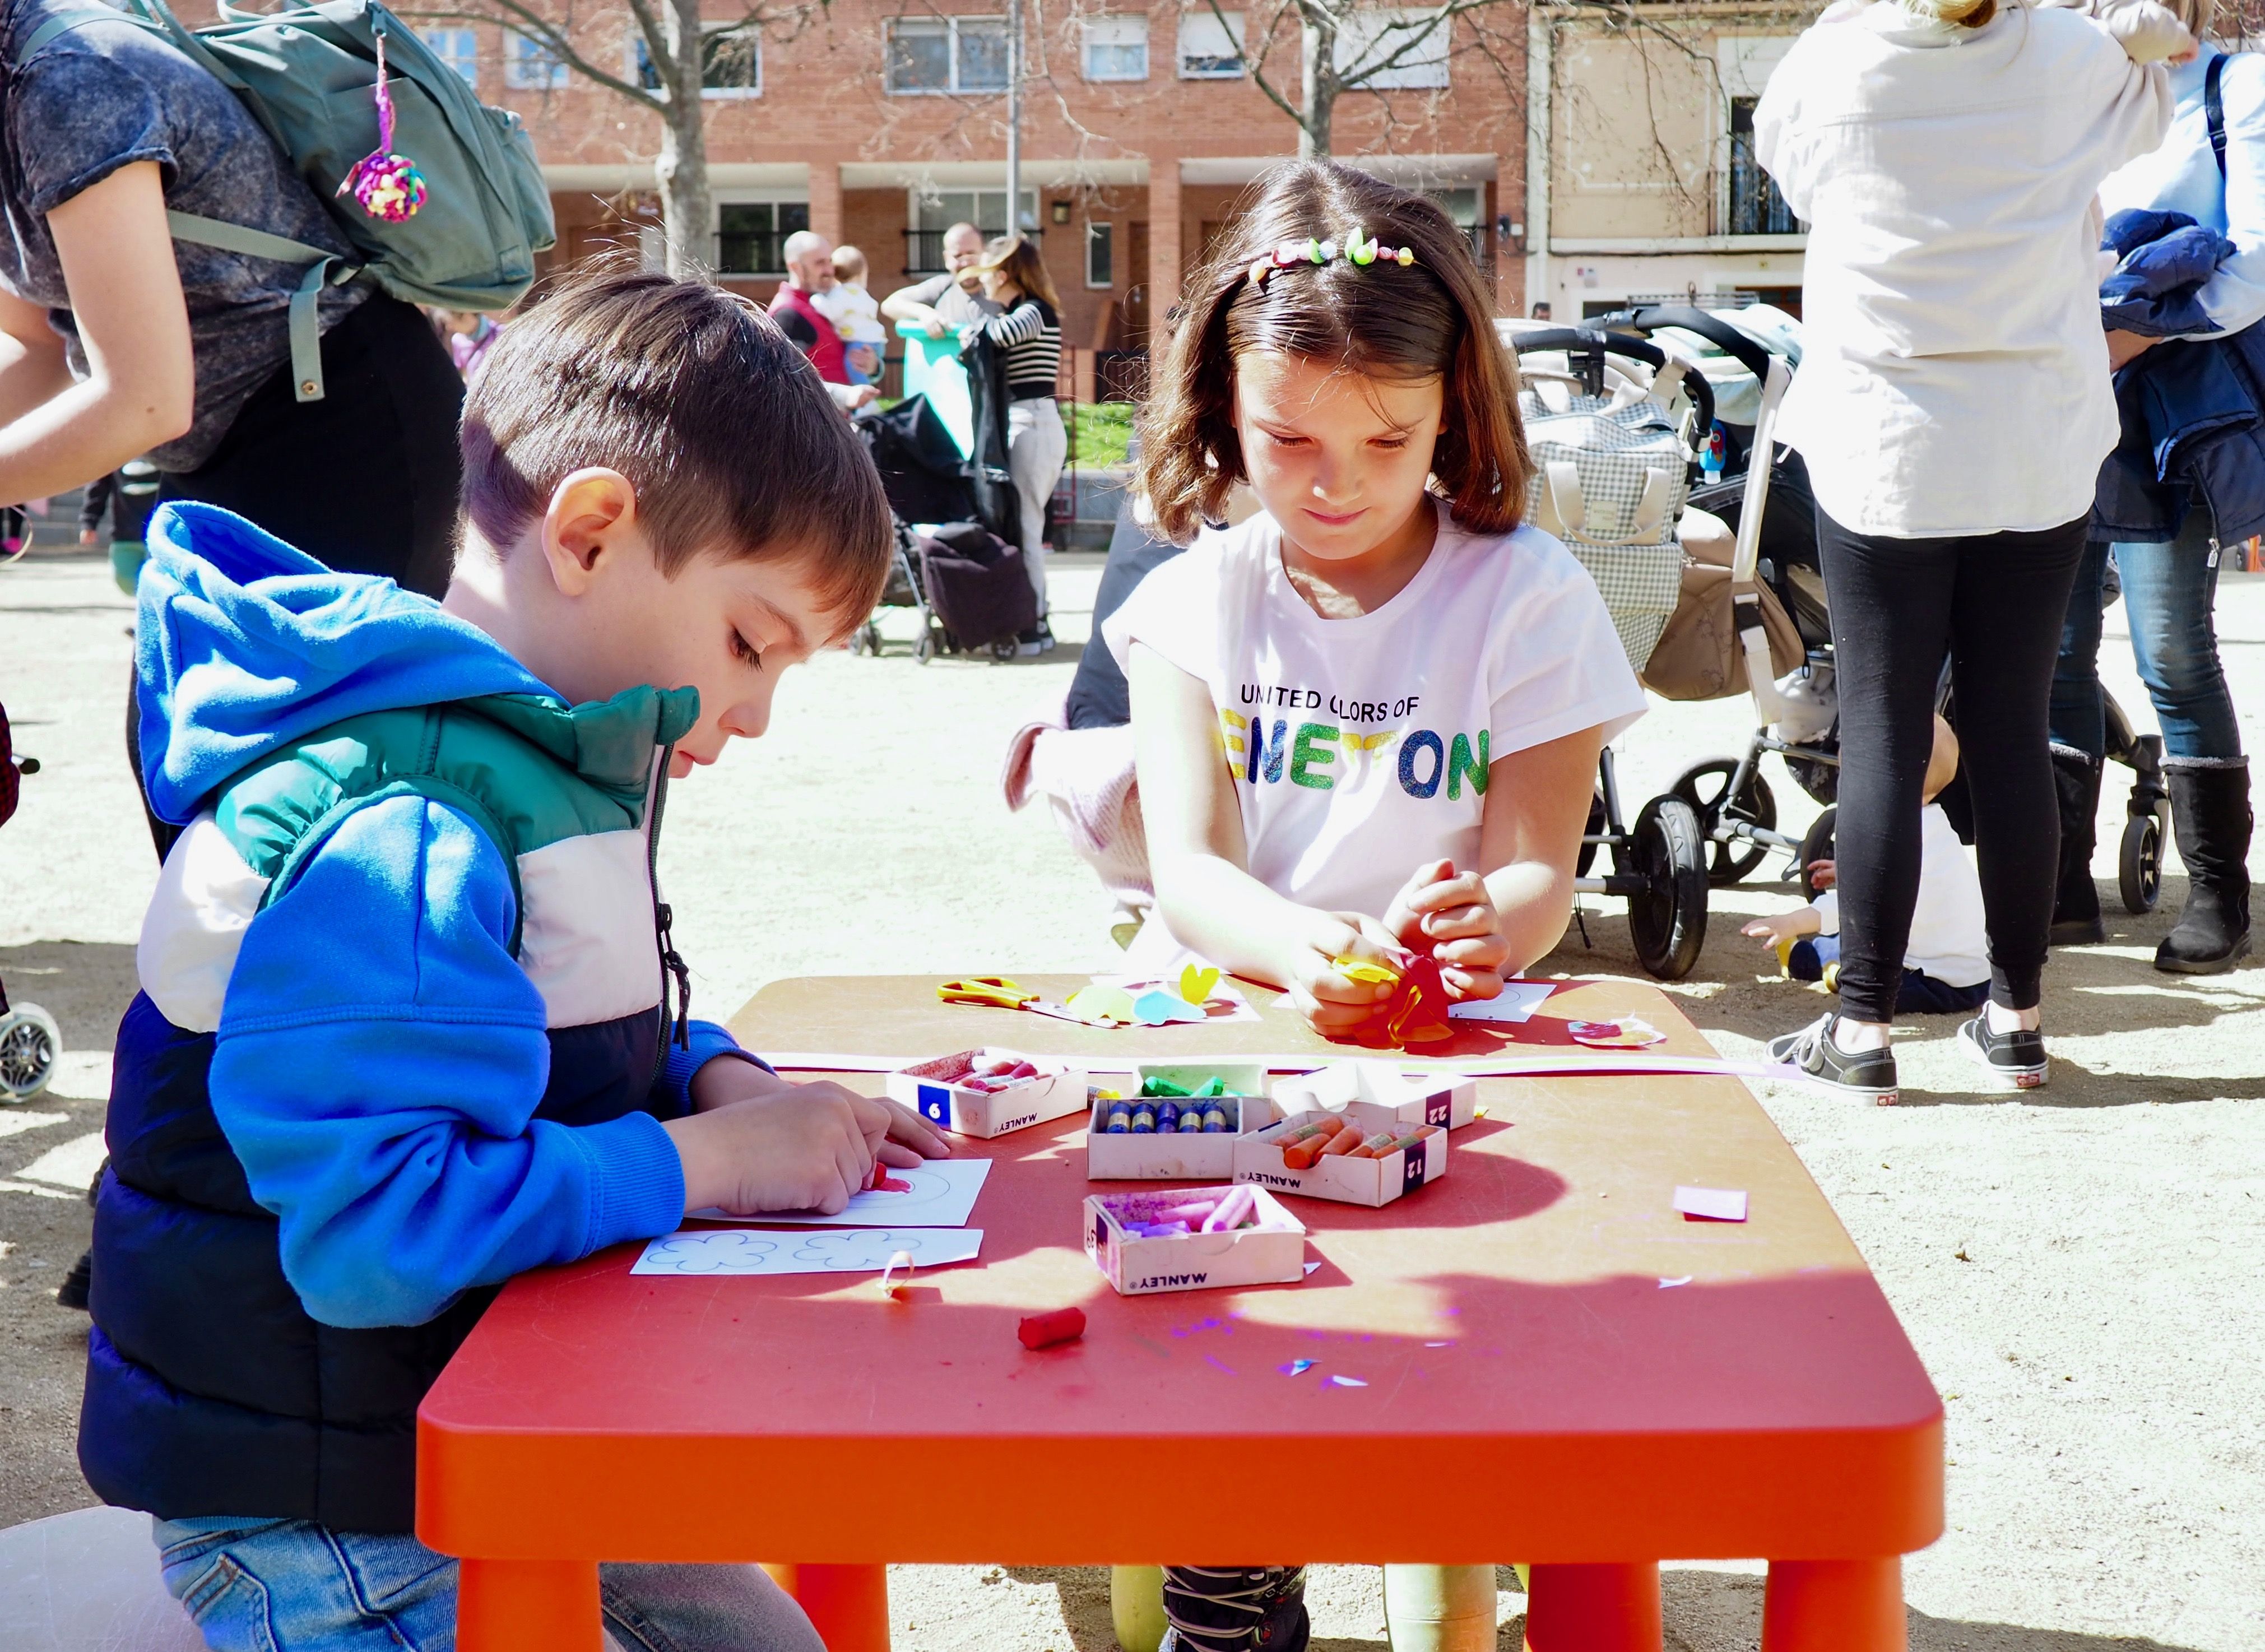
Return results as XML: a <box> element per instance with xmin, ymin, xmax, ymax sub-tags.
<box><xmin>1106</xmin><ymin>159</ymin><xmax>1645</xmax><ymax>1652</ymax></box>
<box><xmin>1107</xmin><ymin>160</ymin><xmax>1646</xmax><ymax>1049</ymax></box>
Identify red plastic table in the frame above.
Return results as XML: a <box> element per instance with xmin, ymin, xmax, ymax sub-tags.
<box><xmin>419</xmin><ymin>974</ymin><xmax>1941</xmax><ymax>1652</ymax></box>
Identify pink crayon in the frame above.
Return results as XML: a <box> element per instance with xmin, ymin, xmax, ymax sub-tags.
<box><xmin>1201</xmin><ymin>1186</ymin><xmax>1257</xmax><ymax>1232</ymax></box>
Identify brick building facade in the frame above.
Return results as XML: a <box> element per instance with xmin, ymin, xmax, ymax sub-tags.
<box><xmin>432</xmin><ymin>1</ymin><xmax>1528</xmax><ymax>379</ymax></box>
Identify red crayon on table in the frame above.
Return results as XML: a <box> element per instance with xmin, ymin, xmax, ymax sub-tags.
<box><xmin>867</xmin><ymin>1160</ymin><xmax>912</xmax><ymax>1194</ymax></box>
<box><xmin>1017</xmin><ymin>1307</ymin><xmax>1087</xmax><ymax>1350</ymax></box>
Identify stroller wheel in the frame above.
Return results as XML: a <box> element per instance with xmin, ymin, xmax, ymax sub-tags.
<box><xmin>914</xmin><ymin>631</ymin><xmax>936</xmax><ymax>665</ymax></box>
<box><xmin>1798</xmin><ymin>808</ymin><xmax>1837</xmax><ymax>901</ymax></box>
<box><xmin>1626</xmin><ymin>797</ymin><xmax>1709</xmax><ymax>980</ymax></box>
<box><xmin>0</xmin><ymin>1000</ymin><xmax>61</xmax><ymax>1102</ymax></box>
<box><xmin>2120</xmin><ymin>808</ymin><xmax>2167</xmax><ymax>913</ymax></box>
<box><xmin>849</xmin><ymin>621</ymin><xmax>882</xmax><ymax>657</ymax></box>
<box><xmin>1670</xmin><ymin>759</ymin><xmax>1776</xmax><ymax>886</ymax></box>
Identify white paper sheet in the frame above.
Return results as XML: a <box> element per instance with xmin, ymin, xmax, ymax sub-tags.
<box><xmin>1445</xmin><ymin>980</ymin><xmax>1558</xmax><ymax>1024</ymax></box>
<box><xmin>633</xmin><ymin>1227</ymin><xmax>985</xmax><ymax>1277</ymax></box>
<box><xmin>691</xmin><ymin>1158</ymin><xmax>992</xmax><ymax>1228</ymax></box>
<box><xmin>1090</xmin><ymin>973</ymin><xmax>1263</xmax><ymax>1025</ymax></box>
<box><xmin>1672</xmin><ymin>1185</ymin><xmax>1748</xmax><ymax>1222</ymax></box>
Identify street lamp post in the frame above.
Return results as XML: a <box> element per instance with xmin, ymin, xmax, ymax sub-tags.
<box><xmin>1005</xmin><ymin>0</ymin><xmax>1022</xmax><ymax>239</ymax></box>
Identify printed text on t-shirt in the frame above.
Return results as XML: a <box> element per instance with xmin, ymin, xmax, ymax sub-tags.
<box><xmin>1219</xmin><ymin>707</ymin><xmax>1489</xmax><ymax>800</ymax></box>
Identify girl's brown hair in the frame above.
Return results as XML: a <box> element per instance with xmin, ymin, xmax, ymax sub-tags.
<box><xmin>978</xmin><ymin>234</ymin><xmax>1062</xmax><ymax>311</ymax></box>
<box><xmin>1136</xmin><ymin>160</ymin><xmax>1531</xmax><ymax>544</ymax></box>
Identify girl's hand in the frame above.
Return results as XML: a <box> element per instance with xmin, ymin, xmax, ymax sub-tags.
<box><xmin>1282</xmin><ymin>911</ymin><xmax>1400</xmax><ymax>1034</ymax></box>
<box><xmin>1385</xmin><ymin>860</ymin><xmax>1513</xmax><ymax>1000</ymax></box>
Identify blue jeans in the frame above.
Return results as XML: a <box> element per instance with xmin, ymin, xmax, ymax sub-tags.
<box><xmin>2052</xmin><ymin>517</ymin><xmax>2245</xmax><ymax>765</ymax></box>
<box><xmin>154</xmin><ymin>1518</ymin><xmax>825</xmax><ymax>1652</ymax></box>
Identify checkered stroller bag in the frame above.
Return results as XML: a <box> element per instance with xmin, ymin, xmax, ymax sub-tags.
<box><xmin>1520</xmin><ymin>391</ymin><xmax>1691</xmax><ymax>671</ymax></box>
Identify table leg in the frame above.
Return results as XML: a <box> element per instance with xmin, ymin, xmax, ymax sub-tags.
<box><xmin>457</xmin><ymin>1557</ymin><xmax>602</xmax><ymax>1652</ymax></box>
<box><xmin>1523</xmin><ymin>1562</ymin><xmax>1661</xmax><ymax>1652</ymax></box>
<box><xmin>1762</xmin><ymin>1557</ymin><xmax>1904</xmax><ymax>1652</ymax></box>
<box><xmin>761</xmin><ymin>1562</ymin><xmax>892</xmax><ymax>1651</ymax></box>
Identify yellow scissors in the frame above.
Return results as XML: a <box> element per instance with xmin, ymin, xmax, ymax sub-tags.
<box><xmin>936</xmin><ymin>976</ymin><xmax>1108</xmax><ymax>1025</ymax></box>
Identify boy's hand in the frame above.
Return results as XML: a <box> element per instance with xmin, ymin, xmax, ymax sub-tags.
<box><xmin>665</xmin><ymin>1088</ymin><xmax>893</xmax><ymax>1217</ymax></box>
<box><xmin>1805</xmin><ymin>857</ymin><xmax>1836</xmax><ymax>891</ymax></box>
<box><xmin>1284</xmin><ymin>911</ymin><xmax>1400</xmax><ymax>1034</ymax></box>
<box><xmin>1385</xmin><ymin>860</ymin><xmax>1513</xmax><ymax>1000</ymax></box>
<box><xmin>1740</xmin><ymin>909</ymin><xmax>1820</xmax><ymax>946</ymax></box>
<box><xmin>691</xmin><ymin>1060</ymin><xmax>952</xmax><ymax>1168</ymax></box>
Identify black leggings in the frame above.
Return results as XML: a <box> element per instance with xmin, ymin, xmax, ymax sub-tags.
<box><xmin>159</xmin><ymin>292</ymin><xmax>465</xmax><ymax>597</ymax></box>
<box><xmin>1818</xmin><ymin>510</ymin><xmax>2090</xmax><ymax>1022</ymax></box>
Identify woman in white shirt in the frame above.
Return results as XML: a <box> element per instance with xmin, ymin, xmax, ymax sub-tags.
<box><xmin>1754</xmin><ymin>0</ymin><xmax>2179</xmax><ymax>1101</ymax></box>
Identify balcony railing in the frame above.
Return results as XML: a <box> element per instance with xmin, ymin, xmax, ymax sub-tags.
<box><xmin>717</xmin><ymin>229</ymin><xmax>789</xmax><ymax>277</ymax></box>
<box><xmin>1721</xmin><ymin>144</ymin><xmax>1800</xmax><ymax>238</ymax></box>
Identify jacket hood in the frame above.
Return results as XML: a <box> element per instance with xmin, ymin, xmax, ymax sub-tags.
<box><xmin>134</xmin><ymin>503</ymin><xmax>558</xmax><ymax>824</ymax></box>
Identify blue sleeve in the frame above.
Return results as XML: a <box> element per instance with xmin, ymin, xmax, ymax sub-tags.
<box><xmin>655</xmin><ymin>1020</ymin><xmax>773</xmax><ymax>1113</ymax></box>
<box><xmin>209</xmin><ymin>796</ymin><xmax>687</xmax><ymax>1330</ymax></box>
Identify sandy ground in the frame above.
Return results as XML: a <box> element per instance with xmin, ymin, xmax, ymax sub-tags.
<box><xmin>3</xmin><ymin>544</ymin><xmax>2262</xmax><ymax>1651</ymax></box>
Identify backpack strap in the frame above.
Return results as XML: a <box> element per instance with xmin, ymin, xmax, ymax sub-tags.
<box><xmin>2208</xmin><ymin>52</ymin><xmax>2230</xmax><ymax>182</ymax></box>
<box><xmin>164</xmin><ymin>212</ymin><xmax>352</xmax><ymax>403</ymax></box>
<box><xmin>12</xmin><ymin>11</ymin><xmax>354</xmax><ymax>403</ymax></box>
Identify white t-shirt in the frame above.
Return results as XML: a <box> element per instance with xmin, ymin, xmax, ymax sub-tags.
<box><xmin>1813</xmin><ymin>804</ymin><xmax>1989</xmax><ymax>989</ymax></box>
<box><xmin>1103</xmin><ymin>502</ymin><xmax>1647</xmax><ymax>926</ymax></box>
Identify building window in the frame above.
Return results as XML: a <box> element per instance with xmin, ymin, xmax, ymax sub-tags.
<box><xmin>1334</xmin><ymin>6</ymin><xmax>1449</xmax><ymax>89</ymax></box>
<box><xmin>503</xmin><ymin>32</ymin><xmax>568</xmax><ymax>90</ymax></box>
<box><xmin>1728</xmin><ymin>97</ymin><xmax>1798</xmax><ymax>235</ymax></box>
<box><xmin>1086</xmin><ymin>221</ymin><xmax>1115</xmax><ymax>287</ymax></box>
<box><xmin>717</xmin><ymin>201</ymin><xmax>810</xmax><ymax>276</ymax></box>
<box><xmin>631</xmin><ymin>27</ymin><xmax>762</xmax><ymax>96</ymax></box>
<box><xmin>420</xmin><ymin>27</ymin><xmax>478</xmax><ymax>86</ymax></box>
<box><xmin>1082</xmin><ymin>15</ymin><xmax>1148</xmax><ymax>81</ymax></box>
<box><xmin>887</xmin><ymin>16</ymin><xmax>1010</xmax><ymax>94</ymax></box>
<box><xmin>1426</xmin><ymin>185</ymin><xmax>1485</xmax><ymax>265</ymax></box>
<box><xmin>1177</xmin><ymin>9</ymin><xmax>1243</xmax><ymax>77</ymax></box>
<box><xmin>906</xmin><ymin>188</ymin><xmax>1038</xmax><ymax>271</ymax></box>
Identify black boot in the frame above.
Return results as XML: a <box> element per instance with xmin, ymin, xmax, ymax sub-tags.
<box><xmin>2159</xmin><ymin>763</ymin><xmax>2253</xmax><ymax>973</ymax></box>
<box><xmin>2050</xmin><ymin>748</ymin><xmax>2106</xmax><ymax>945</ymax></box>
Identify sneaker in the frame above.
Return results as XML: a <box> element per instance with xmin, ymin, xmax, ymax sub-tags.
<box><xmin>1957</xmin><ymin>1013</ymin><xmax>2048</xmax><ymax>1090</ymax></box>
<box><xmin>1766</xmin><ymin>1012</ymin><xmax>1899</xmax><ymax>1105</ymax></box>
<box><xmin>55</xmin><ymin>1248</ymin><xmax>90</xmax><ymax>1311</ymax></box>
<box><xmin>1015</xmin><ymin>622</ymin><xmax>1057</xmax><ymax>657</ymax></box>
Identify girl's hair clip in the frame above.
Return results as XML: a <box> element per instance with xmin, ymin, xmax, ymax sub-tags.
<box><xmin>1247</xmin><ymin>227</ymin><xmax>1418</xmax><ymax>290</ymax></box>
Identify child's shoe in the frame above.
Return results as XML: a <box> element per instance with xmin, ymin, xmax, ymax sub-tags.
<box><xmin>1766</xmin><ymin>1011</ymin><xmax>1898</xmax><ymax>1105</ymax></box>
<box><xmin>1957</xmin><ymin>1012</ymin><xmax>2049</xmax><ymax>1090</ymax></box>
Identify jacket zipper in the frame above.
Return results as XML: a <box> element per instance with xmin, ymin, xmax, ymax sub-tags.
<box><xmin>648</xmin><ymin>743</ymin><xmax>693</xmax><ymax>1088</ymax></box>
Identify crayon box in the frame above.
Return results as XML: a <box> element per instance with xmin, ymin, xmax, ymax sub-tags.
<box><xmin>886</xmin><ymin>1048</ymin><xmax>1090</xmax><ymax>1139</ymax></box>
<box><xmin>1231</xmin><ymin>1107</ymin><xmax>1449</xmax><ymax>1208</ymax></box>
<box><xmin>1270</xmin><ymin>1060</ymin><xmax>1478</xmax><ymax>1132</ymax></box>
<box><xmin>1085</xmin><ymin>1062</ymin><xmax>1281</xmax><ymax>1181</ymax></box>
<box><xmin>1084</xmin><ymin>1185</ymin><xmax>1308</xmax><ymax>1296</ymax></box>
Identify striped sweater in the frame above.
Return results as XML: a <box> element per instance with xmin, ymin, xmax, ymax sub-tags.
<box><xmin>985</xmin><ymin>296</ymin><xmax>1061</xmax><ymax>400</ymax></box>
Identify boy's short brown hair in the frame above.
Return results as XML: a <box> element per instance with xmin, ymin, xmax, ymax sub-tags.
<box><xmin>461</xmin><ymin>263</ymin><xmax>893</xmax><ymax>625</ymax></box>
<box><xmin>1136</xmin><ymin>160</ymin><xmax>1532</xmax><ymax>545</ymax></box>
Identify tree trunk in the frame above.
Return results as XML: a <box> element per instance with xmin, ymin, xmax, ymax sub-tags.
<box><xmin>653</xmin><ymin>0</ymin><xmax>711</xmax><ymax>275</ymax></box>
<box><xmin>1299</xmin><ymin>8</ymin><xmax>1336</xmax><ymax>157</ymax></box>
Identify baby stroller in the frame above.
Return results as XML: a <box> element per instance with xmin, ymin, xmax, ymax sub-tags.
<box><xmin>0</xmin><ymin>697</ymin><xmax>59</xmax><ymax>1102</ymax></box>
<box><xmin>1600</xmin><ymin>307</ymin><xmax>2173</xmax><ymax>922</ymax></box>
<box><xmin>852</xmin><ymin>394</ymin><xmax>1035</xmax><ymax>662</ymax></box>
<box><xmin>1507</xmin><ymin>320</ymin><xmax>1729</xmax><ymax>978</ymax></box>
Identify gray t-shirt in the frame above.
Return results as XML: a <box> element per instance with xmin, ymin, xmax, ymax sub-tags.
<box><xmin>908</xmin><ymin>271</ymin><xmax>1001</xmax><ymax>328</ymax></box>
<box><xmin>0</xmin><ymin>0</ymin><xmax>369</xmax><ymax>471</ymax></box>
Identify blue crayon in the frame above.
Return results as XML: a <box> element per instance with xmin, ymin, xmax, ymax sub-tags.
<box><xmin>1130</xmin><ymin>1099</ymin><xmax>1158</xmax><ymax>1133</ymax></box>
<box><xmin>1105</xmin><ymin>1099</ymin><xmax>1134</xmax><ymax>1133</ymax></box>
<box><xmin>1155</xmin><ymin>1101</ymin><xmax>1182</xmax><ymax>1133</ymax></box>
<box><xmin>1176</xmin><ymin>1105</ymin><xmax>1205</xmax><ymax>1133</ymax></box>
<box><xmin>1200</xmin><ymin>1100</ymin><xmax>1230</xmax><ymax>1132</ymax></box>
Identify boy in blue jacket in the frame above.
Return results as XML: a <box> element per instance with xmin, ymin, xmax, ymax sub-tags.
<box><xmin>80</xmin><ymin>267</ymin><xmax>950</xmax><ymax>1651</ymax></box>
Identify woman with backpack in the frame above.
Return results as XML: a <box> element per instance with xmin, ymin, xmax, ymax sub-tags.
<box><xmin>0</xmin><ymin>0</ymin><xmax>467</xmax><ymax>597</ymax></box>
<box><xmin>2055</xmin><ymin>0</ymin><xmax>2259</xmax><ymax>974</ymax></box>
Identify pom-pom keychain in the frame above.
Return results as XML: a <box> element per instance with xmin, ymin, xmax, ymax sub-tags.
<box><xmin>339</xmin><ymin>31</ymin><xmax>427</xmax><ymax>224</ymax></box>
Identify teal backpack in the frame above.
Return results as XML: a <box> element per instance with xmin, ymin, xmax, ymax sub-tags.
<box><xmin>21</xmin><ymin>0</ymin><xmax>556</xmax><ymax>401</ymax></box>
